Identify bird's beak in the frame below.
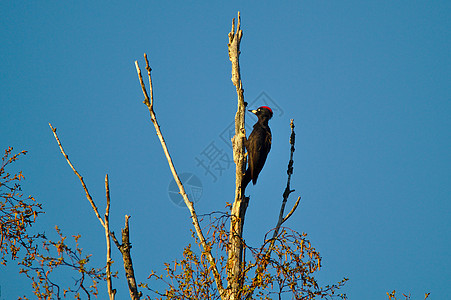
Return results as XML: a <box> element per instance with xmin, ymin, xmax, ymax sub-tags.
<box><xmin>248</xmin><ymin>109</ymin><xmax>257</xmax><ymax>114</ymax></box>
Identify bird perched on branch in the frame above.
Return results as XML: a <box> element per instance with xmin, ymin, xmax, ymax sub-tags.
<box><xmin>242</xmin><ymin>106</ymin><xmax>273</xmax><ymax>194</ymax></box>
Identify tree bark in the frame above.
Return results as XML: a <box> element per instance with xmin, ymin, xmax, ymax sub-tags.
<box><xmin>227</xmin><ymin>12</ymin><xmax>247</xmax><ymax>300</ymax></box>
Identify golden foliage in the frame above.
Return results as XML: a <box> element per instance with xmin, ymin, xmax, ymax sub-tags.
<box><xmin>1</xmin><ymin>147</ymin><xmax>110</xmax><ymax>299</ymax></box>
<box><xmin>140</xmin><ymin>212</ymin><xmax>348</xmax><ymax>299</ymax></box>
<box><xmin>387</xmin><ymin>290</ymin><xmax>430</xmax><ymax>300</ymax></box>
<box><xmin>0</xmin><ymin>147</ymin><xmax>43</xmax><ymax>265</ymax></box>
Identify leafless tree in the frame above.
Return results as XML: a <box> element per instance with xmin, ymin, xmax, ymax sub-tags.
<box><xmin>3</xmin><ymin>12</ymin><xmax>355</xmax><ymax>300</ymax></box>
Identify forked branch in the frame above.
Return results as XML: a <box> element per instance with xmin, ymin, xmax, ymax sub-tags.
<box><xmin>49</xmin><ymin>124</ymin><xmax>138</xmax><ymax>299</ymax></box>
<box><xmin>135</xmin><ymin>54</ymin><xmax>226</xmax><ymax>299</ymax></box>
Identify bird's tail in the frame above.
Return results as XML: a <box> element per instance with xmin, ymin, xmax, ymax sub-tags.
<box><xmin>241</xmin><ymin>168</ymin><xmax>252</xmax><ymax>196</ymax></box>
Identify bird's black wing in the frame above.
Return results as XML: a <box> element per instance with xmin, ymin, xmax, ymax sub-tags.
<box><xmin>246</xmin><ymin>126</ymin><xmax>272</xmax><ymax>184</ymax></box>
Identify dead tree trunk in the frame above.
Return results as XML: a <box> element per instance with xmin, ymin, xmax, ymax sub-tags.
<box><xmin>227</xmin><ymin>12</ymin><xmax>248</xmax><ymax>300</ymax></box>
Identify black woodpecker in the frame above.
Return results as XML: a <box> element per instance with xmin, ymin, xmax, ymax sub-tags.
<box><xmin>241</xmin><ymin>106</ymin><xmax>273</xmax><ymax>194</ymax></box>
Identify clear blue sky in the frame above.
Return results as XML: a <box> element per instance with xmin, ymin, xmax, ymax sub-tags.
<box><xmin>1</xmin><ymin>2</ymin><xmax>450</xmax><ymax>299</ymax></box>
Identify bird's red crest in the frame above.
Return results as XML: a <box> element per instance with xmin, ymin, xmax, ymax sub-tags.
<box><xmin>259</xmin><ymin>106</ymin><xmax>273</xmax><ymax>114</ymax></box>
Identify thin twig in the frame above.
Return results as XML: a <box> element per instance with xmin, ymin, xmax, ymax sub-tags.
<box><xmin>144</xmin><ymin>53</ymin><xmax>154</xmax><ymax>108</ymax></box>
<box><xmin>49</xmin><ymin>123</ymin><xmax>105</xmax><ymax>228</ymax></box>
<box><xmin>135</xmin><ymin>55</ymin><xmax>226</xmax><ymax>299</ymax></box>
<box><xmin>110</xmin><ymin>231</ymin><xmax>121</xmax><ymax>250</ymax></box>
<box><xmin>281</xmin><ymin>196</ymin><xmax>301</xmax><ymax>225</ymax></box>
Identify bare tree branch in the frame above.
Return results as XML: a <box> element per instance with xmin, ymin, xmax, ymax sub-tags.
<box><xmin>49</xmin><ymin>123</ymin><xmax>105</xmax><ymax>228</ymax></box>
<box><xmin>110</xmin><ymin>231</ymin><xmax>121</xmax><ymax>250</ymax></box>
<box><xmin>281</xmin><ymin>196</ymin><xmax>301</xmax><ymax>225</ymax></box>
<box><xmin>272</xmin><ymin>119</ymin><xmax>300</xmax><ymax>239</ymax></box>
<box><xmin>49</xmin><ymin>124</ymin><xmax>140</xmax><ymax>299</ymax></box>
<box><xmin>105</xmin><ymin>175</ymin><xmax>116</xmax><ymax>300</ymax></box>
<box><xmin>119</xmin><ymin>215</ymin><xmax>140</xmax><ymax>300</ymax></box>
<box><xmin>135</xmin><ymin>55</ymin><xmax>226</xmax><ymax>299</ymax></box>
